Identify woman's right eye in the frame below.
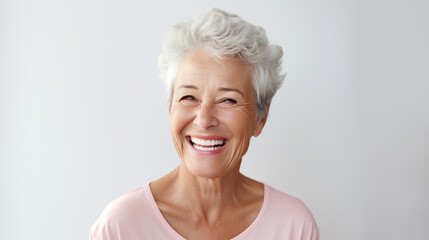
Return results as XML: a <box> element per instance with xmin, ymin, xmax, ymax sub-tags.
<box><xmin>179</xmin><ymin>95</ymin><xmax>196</xmax><ymax>101</ymax></box>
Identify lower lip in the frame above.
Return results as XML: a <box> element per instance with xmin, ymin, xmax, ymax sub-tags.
<box><xmin>187</xmin><ymin>140</ymin><xmax>226</xmax><ymax>155</ymax></box>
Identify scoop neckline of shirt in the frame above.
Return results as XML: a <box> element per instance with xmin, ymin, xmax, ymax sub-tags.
<box><xmin>144</xmin><ymin>182</ymin><xmax>270</xmax><ymax>240</ymax></box>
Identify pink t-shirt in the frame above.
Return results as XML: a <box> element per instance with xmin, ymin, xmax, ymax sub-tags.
<box><xmin>90</xmin><ymin>183</ymin><xmax>319</xmax><ymax>240</ymax></box>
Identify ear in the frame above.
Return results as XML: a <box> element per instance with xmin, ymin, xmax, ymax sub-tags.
<box><xmin>252</xmin><ymin>113</ymin><xmax>268</xmax><ymax>137</ymax></box>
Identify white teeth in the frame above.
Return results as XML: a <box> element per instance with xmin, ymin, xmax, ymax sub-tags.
<box><xmin>190</xmin><ymin>137</ymin><xmax>225</xmax><ymax>147</ymax></box>
<box><xmin>194</xmin><ymin>145</ymin><xmax>221</xmax><ymax>151</ymax></box>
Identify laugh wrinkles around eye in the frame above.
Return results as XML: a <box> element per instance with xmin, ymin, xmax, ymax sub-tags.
<box><xmin>217</xmin><ymin>98</ymin><xmax>238</xmax><ymax>108</ymax></box>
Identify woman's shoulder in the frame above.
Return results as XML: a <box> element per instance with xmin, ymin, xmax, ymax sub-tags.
<box><xmin>102</xmin><ymin>185</ymin><xmax>150</xmax><ymax>216</ymax></box>
<box><xmin>266</xmin><ymin>185</ymin><xmax>308</xmax><ymax>206</ymax></box>
<box><xmin>244</xmin><ymin>184</ymin><xmax>319</xmax><ymax>240</ymax></box>
<box><xmin>264</xmin><ymin>184</ymin><xmax>318</xmax><ymax>223</ymax></box>
<box><xmin>90</xmin><ymin>185</ymin><xmax>153</xmax><ymax>232</ymax></box>
<box><xmin>242</xmin><ymin>184</ymin><xmax>320</xmax><ymax>239</ymax></box>
<box><xmin>90</xmin><ymin>184</ymin><xmax>179</xmax><ymax>239</ymax></box>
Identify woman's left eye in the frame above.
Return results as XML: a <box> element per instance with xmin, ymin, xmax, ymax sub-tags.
<box><xmin>219</xmin><ymin>98</ymin><xmax>238</xmax><ymax>104</ymax></box>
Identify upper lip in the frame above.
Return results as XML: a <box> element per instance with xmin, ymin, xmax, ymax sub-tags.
<box><xmin>187</xmin><ymin>134</ymin><xmax>227</xmax><ymax>140</ymax></box>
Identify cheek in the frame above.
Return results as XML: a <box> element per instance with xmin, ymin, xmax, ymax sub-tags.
<box><xmin>218</xmin><ymin>107</ymin><xmax>256</xmax><ymax>137</ymax></box>
<box><xmin>170</xmin><ymin>105</ymin><xmax>193</xmax><ymax>133</ymax></box>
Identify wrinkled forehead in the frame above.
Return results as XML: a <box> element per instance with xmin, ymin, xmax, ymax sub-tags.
<box><xmin>174</xmin><ymin>50</ymin><xmax>252</xmax><ymax>90</ymax></box>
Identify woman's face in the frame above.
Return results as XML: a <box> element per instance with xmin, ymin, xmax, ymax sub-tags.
<box><xmin>169</xmin><ymin>50</ymin><xmax>266</xmax><ymax>178</ymax></box>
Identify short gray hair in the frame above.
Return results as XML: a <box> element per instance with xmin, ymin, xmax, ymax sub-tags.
<box><xmin>158</xmin><ymin>8</ymin><xmax>285</xmax><ymax>119</ymax></box>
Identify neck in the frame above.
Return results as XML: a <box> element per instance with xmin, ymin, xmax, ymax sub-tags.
<box><xmin>178</xmin><ymin>164</ymin><xmax>241</xmax><ymax>203</ymax></box>
<box><xmin>154</xmin><ymin>164</ymin><xmax>255</xmax><ymax>223</ymax></box>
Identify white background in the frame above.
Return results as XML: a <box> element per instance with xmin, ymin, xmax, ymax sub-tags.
<box><xmin>1</xmin><ymin>0</ymin><xmax>428</xmax><ymax>239</ymax></box>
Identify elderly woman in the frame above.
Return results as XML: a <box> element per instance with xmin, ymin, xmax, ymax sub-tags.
<box><xmin>90</xmin><ymin>8</ymin><xmax>319</xmax><ymax>240</ymax></box>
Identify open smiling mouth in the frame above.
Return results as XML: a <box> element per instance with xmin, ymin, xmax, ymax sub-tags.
<box><xmin>187</xmin><ymin>136</ymin><xmax>227</xmax><ymax>151</ymax></box>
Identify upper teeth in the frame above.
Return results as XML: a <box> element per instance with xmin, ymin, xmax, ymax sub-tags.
<box><xmin>191</xmin><ymin>137</ymin><xmax>225</xmax><ymax>146</ymax></box>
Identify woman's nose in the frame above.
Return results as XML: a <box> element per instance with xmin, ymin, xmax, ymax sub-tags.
<box><xmin>193</xmin><ymin>102</ymin><xmax>218</xmax><ymax>130</ymax></box>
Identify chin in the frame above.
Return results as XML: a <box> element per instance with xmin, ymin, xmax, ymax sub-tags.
<box><xmin>179</xmin><ymin>144</ymin><xmax>241</xmax><ymax>179</ymax></box>
<box><xmin>183</xmin><ymin>160</ymin><xmax>232</xmax><ymax>179</ymax></box>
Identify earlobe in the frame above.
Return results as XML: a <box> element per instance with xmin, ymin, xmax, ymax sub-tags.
<box><xmin>252</xmin><ymin>115</ymin><xmax>267</xmax><ymax>137</ymax></box>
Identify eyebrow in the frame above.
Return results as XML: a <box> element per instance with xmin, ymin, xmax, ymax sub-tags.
<box><xmin>218</xmin><ymin>87</ymin><xmax>244</xmax><ymax>97</ymax></box>
<box><xmin>177</xmin><ymin>85</ymin><xmax>244</xmax><ymax>97</ymax></box>
<box><xmin>177</xmin><ymin>85</ymin><xmax>198</xmax><ymax>90</ymax></box>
